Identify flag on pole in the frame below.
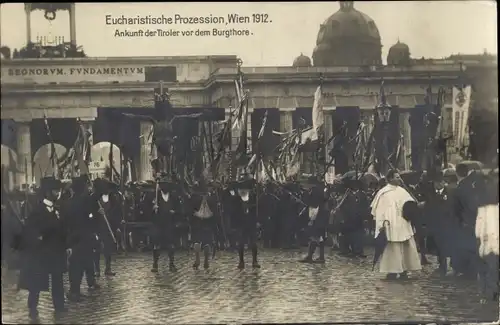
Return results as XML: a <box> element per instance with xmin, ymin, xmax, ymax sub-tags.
<box><xmin>232</xmin><ymin>77</ymin><xmax>250</xmax><ymax>165</ymax></box>
<box><xmin>452</xmin><ymin>85</ymin><xmax>472</xmax><ymax>150</ymax></box>
<box><xmin>311</xmin><ymin>85</ymin><xmax>325</xmax><ymax>140</ymax></box>
<box><xmin>301</xmin><ymin>85</ymin><xmax>324</xmax><ymax>143</ymax></box>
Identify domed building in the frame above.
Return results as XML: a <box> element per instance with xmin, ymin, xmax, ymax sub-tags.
<box><xmin>387</xmin><ymin>40</ymin><xmax>411</xmax><ymax>66</ymax></box>
<box><xmin>292</xmin><ymin>53</ymin><xmax>312</xmax><ymax>67</ymax></box>
<box><xmin>312</xmin><ymin>1</ymin><xmax>382</xmax><ymax>66</ymax></box>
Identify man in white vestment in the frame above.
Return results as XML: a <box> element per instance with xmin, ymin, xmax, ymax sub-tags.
<box><xmin>371</xmin><ymin>170</ymin><xmax>422</xmax><ymax>279</ymax></box>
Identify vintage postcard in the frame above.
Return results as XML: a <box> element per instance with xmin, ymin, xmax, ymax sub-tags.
<box><xmin>1</xmin><ymin>1</ymin><xmax>498</xmax><ymax>324</ymax></box>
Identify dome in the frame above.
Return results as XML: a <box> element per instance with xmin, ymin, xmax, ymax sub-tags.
<box><xmin>387</xmin><ymin>40</ymin><xmax>411</xmax><ymax>66</ymax></box>
<box><xmin>292</xmin><ymin>53</ymin><xmax>312</xmax><ymax>67</ymax></box>
<box><xmin>312</xmin><ymin>1</ymin><xmax>382</xmax><ymax>67</ymax></box>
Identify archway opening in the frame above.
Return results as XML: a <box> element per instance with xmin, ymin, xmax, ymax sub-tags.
<box><xmin>33</xmin><ymin>143</ymin><xmax>68</xmax><ymax>184</ymax></box>
<box><xmin>90</xmin><ymin>141</ymin><xmax>123</xmax><ymax>181</ymax></box>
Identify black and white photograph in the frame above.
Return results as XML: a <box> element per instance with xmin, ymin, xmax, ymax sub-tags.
<box><xmin>1</xmin><ymin>1</ymin><xmax>498</xmax><ymax>324</ymax></box>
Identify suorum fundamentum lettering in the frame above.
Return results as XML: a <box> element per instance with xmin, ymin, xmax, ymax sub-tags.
<box><xmin>105</xmin><ymin>14</ymin><xmax>225</xmax><ymax>25</ymax></box>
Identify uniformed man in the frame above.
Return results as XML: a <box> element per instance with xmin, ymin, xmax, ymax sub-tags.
<box><xmin>93</xmin><ymin>178</ymin><xmax>121</xmax><ymax>277</ymax></box>
<box><xmin>151</xmin><ymin>177</ymin><xmax>178</xmax><ymax>272</ymax></box>
<box><xmin>18</xmin><ymin>176</ymin><xmax>69</xmax><ymax>321</ymax></box>
<box><xmin>189</xmin><ymin>180</ymin><xmax>219</xmax><ymax>269</ymax></box>
<box><xmin>299</xmin><ymin>178</ymin><xmax>328</xmax><ymax>263</ymax></box>
<box><xmin>233</xmin><ymin>177</ymin><xmax>260</xmax><ymax>269</ymax></box>
<box><xmin>64</xmin><ymin>175</ymin><xmax>101</xmax><ymax>302</ymax></box>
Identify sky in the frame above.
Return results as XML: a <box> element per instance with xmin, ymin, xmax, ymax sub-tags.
<box><xmin>0</xmin><ymin>1</ymin><xmax>497</xmax><ymax>66</ymax></box>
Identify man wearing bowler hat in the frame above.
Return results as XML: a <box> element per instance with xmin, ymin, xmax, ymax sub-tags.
<box><xmin>18</xmin><ymin>176</ymin><xmax>69</xmax><ymax>321</ymax></box>
<box><xmin>64</xmin><ymin>175</ymin><xmax>101</xmax><ymax>302</ymax></box>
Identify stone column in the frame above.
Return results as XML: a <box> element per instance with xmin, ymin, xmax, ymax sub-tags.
<box><xmin>139</xmin><ymin>121</ymin><xmax>153</xmax><ymax>181</ymax></box>
<box><xmin>16</xmin><ymin>121</ymin><xmax>33</xmax><ymax>187</ymax></box>
<box><xmin>69</xmin><ymin>3</ymin><xmax>77</xmax><ymax>46</ymax></box>
<box><xmin>25</xmin><ymin>4</ymin><xmax>31</xmax><ymax>44</ymax></box>
<box><xmin>279</xmin><ymin>108</ymin><xmax>294</xmax><ymax>133</ymax></box>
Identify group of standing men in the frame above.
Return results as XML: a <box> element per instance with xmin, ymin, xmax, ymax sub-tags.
<box><xmin>1</xmin><ymin>160</ymin><xmax>498</xmax><ymax>322</ymax></box>
<box><xmin>9</xmin><ymin>175</ymin><xmax>120</xmax><ymax>321</ymax></box>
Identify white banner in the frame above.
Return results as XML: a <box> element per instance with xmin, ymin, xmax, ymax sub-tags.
<box><xmin>452</xmin><ymin>85</ymin><xmax>472</xmax><ymax>149</ymax></box>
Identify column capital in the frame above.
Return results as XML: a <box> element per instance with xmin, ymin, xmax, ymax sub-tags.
<box><xmin>79</xmin><ymin>117</ymin><xmax>96</xmax><ymax>122</ymax></box>
<box><xmin>279</xmin><ymin>107</ymin><xmax>296</xmax><ymax>112</ymax></box>
<box><xmin>13</xmin><ymin>118</ymin><xmax>32</xmax><ymax>123</ymax></box>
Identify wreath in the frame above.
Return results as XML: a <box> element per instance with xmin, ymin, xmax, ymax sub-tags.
<box><xmin>44</xmin><ymin>10</ymin><xmax>56</xmax><ymax>21</ymax></box>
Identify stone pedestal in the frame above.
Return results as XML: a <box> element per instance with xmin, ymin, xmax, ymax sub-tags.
<box><xmin>16</xmin><ymin>122</ymin><xmax>33</xmax><ymax>186</ymax></box>
<box><xmin>139</xmin><ymin>121</ymin><xmax>153</xmax><ymax>181</ymax></box>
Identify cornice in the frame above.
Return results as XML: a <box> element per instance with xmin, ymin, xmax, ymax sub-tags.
<box><xmin>0</xmin><ymin>81</ymin><xmax>208</xmax><ymax>94</ymax></box>
<box><xmin>0</xmin><ymin>55</ymin><xmax>238</xmax><ymax>66</ymax></box>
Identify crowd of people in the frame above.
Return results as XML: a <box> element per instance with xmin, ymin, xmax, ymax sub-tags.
<box><xmin>1</xmin><ymin>161</ymin><xmax>498</xmax><ymax>322</ymax></box>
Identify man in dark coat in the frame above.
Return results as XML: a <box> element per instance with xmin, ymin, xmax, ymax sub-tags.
<box><xmin>18</xmin><ymin>176</ymin><xmax>69</xmax><ymax>320</ymax></box>
<box><xmin>260</xmin><ymin>183</ymin><xmax>280</xmax><ymax>248</ymax></box>
<box><xmin>299</xmin><ymin>180</ymin><xmax>329</xmax><ymax>263</ymax></box>
<box><xmin>279</xmin><ymin>182</ymin><xmax>302</xmax><ymax>249</ymax></box>
<box><xmin>64</xmin><ymin>175</ymin><xmax>101</xmax><ymax>302</ymax></box>
<box><xmin>232</xmin><ymin>177</ymin><xmax>261</xmax><ymax>269</ymax></box>
<box><xmin>189</xmin><ymin>180</ymin><xmax>219</xmax><ymax>269</ymax></box>
<box><xmin>222</xmin><ymin>182</ymin><xmax>241</xmax><ymax>251</ymax></box>
<box><xmin>450</xmin><ymin>163</ymin><xmax>481</xmax><ymax>278</ymax></box>
<box><xmin>93</xmin><ymin>178</ymin><xmax>121</xmax><ymax>277</ymax></box>
<box><xmin>420</xmin><ymin>174</ymin><xmax>453</xmax><ymax>275</ymax></box>
<box><xmin>337</xmin><ymin>179</ymin><xmax>369</xmax><ymax>258</ymax></box>
<box><xmin>151</xmin><ymin>177</ymin><xmax>179</xmax><ymax>272</ymax></box>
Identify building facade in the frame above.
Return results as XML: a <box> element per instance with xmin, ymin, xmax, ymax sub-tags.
<box><xmin>1</xmin><ymin>2</ymin><xmax>497</xmax><ymax>188</ymax></box>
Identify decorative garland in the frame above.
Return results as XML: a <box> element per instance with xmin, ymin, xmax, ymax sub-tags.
<box><xmin>44</xmin><ymin>10</ymin><xmax>56</xmax><ymax>21</ymax></box>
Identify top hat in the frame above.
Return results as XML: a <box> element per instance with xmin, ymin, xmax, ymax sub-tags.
<box><xmin>40</xmin><ymin>176</ymin><xmax>62</xmax><ymax>193</ymax></box>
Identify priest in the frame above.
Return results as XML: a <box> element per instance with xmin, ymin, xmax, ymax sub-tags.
<box><xmin>370</xmin><ymin>170</ymin><xmax>422</xmax><ymax>279</ymax></box>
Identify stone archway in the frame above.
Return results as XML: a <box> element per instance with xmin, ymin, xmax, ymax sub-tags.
<box><xmin>1</xmin><ymin>144</ymin><xmax>18</xmax><ymax>191</ymax></box>
<box><xmin>32</xmin><ymin>143</ymin><xmax>67</xmax><ymax>184</ymax></box>
<box><xmin>90</xmin><ymin>142</ymin><xmax>122</xmax><ymax>179</ymax></box>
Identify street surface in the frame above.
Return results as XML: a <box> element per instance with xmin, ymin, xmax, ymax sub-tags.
<box><xmin>2</xmin><ymin>248</ymin><xmax>498</xmax><ymax>324</ymax></box>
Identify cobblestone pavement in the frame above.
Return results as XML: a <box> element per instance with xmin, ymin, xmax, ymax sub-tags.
<box><xmin>2</xmin><ymin>248</ymin><xmax>499</xmax><ymax>324</ymax></box>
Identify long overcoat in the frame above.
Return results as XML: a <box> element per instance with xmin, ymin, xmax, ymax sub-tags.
<box><xmin>421</xmin><ymin>185</ymin><xmax>454</xmax><ymax>257</ymax></box>
<box><xmin>18</xmin><ymin>201</ymin><xmax>69</xmax><ymax>292</ymax></box>
<box><xmin>62</xmin><ymin>193</ymin><xmax>99</xmax><ymax>263</ymax></box>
